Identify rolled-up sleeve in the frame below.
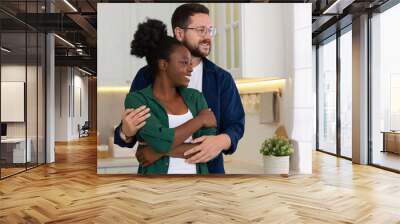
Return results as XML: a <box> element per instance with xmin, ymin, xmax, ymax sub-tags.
<box><xmin>194</xmin><ymin>91</ymin><xmax>218</xmax><ymax>136</ymax></box>
<box><xmin>124</xmin><ymin>93</ymin><xmax>174</xmax><ymax>154</ymax></box>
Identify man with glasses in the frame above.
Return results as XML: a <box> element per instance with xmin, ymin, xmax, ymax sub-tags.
<box><xmin>114</xmin><ymin>3</ymin><xmax>245</xmax><ymax>174</ymax></box>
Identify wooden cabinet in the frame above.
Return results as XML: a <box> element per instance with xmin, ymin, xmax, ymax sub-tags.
<box><xmin>382</xmin><ymin>131</ymin><xmax>400</xmax><ymax>154</ymax></box>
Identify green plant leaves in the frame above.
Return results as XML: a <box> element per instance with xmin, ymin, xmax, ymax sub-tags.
<box><xmin>259</xmin><ymin>136</ymin><xmax>294</xmax><ymax>156</ymax></box>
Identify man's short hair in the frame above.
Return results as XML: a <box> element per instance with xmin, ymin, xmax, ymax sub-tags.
<box><xmin>171</xmin><ymin>3</ymin><xmax>209</xmax><ymax>32</ymax></box>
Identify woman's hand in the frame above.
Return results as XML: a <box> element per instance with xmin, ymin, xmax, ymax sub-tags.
<box><xmin>196</xmin><ymin>108</ymin><xmax>217</xmax><ymax>128</ymax></box>
<box><xmin>121</xmin><ymin>106</ymin><xmax>150</xmax><ymax>142</ymax></box>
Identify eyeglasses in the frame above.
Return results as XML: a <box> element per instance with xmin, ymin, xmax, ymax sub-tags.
<box><xmin>182</xmin><ymin>26</ymin><xmax>217</xmax><ymax>37</ymax></box>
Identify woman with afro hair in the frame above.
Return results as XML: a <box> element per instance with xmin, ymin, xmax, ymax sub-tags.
<box><xmin>125</xmin><ymin>19</ymin><xmax>217</xmax><ymax>175</ymax></box>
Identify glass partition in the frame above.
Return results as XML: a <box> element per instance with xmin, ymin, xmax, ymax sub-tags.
<box><xmin>0</xmin><ymin>1</ymin><xmax>46</xmax><ymax>179</ymax></box>
<box><xmin>1</xmin><ymin>31</ymin><xmax>28</xmax><ymax>177</ymax></box>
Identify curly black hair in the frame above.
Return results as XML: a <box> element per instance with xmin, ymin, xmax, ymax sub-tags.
<box><xmin>131</xmin><ymin>19</ymin><xmax>183</xmax><ymax>77</ymax></box>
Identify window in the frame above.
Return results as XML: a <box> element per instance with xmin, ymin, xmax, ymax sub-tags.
<box><xmin>316</xmin><ymin>25</ymin><xmax>353</xmax><ymax>159</ymax></box>
<box><xmin>317</xmin><ymin>37</ymin><xmax>337</xmax><ymax>155</ymax></box>
<box><xmin>370</xmin><ymin>2</ymin><xmax>400</xmax><ymax>171</ymax></box>
<box><xmin>339</xmin><ymin>28</ymin><xmax>352</xmax><ymax>158</ymax></box>
<box><xmin>207</xmin><ymin>3</ymin><xmax>241</xmax><ymax>78</ymax></box>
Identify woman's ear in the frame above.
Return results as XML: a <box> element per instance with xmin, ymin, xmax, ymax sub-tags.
<box><xmin>174</xmin><ymin>27</ymin><xmax>184</xmax><ymax>42</ymax></box>
<box><xmin>158</xmin><ymin>59</ymin><xmax>168</xmax><ymax>71</ymax></box>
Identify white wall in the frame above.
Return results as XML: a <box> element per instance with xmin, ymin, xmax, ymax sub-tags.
<box><xmin>55</xmin><ymin>67</ymin><xmax>69</xmax><ymax>141</ymax></box>
<box><xmin>72</xmin><ymin>73</ymin><xmax>89</xmax><ymax>138</ymax></box>
<box><xmin>55</xmin><ymin>67</ymin><xmax>89</xmax><ymax>141</ymax></box>
<box><xmin>97</xmin><ymin>3</ymin><xmax>181</xmax><ymax>87</ymax></box>
<box><xmin>241</xmin><ymin>4</ymin><xmax>287</xmax><ymax>78</ymax></box>
<box><xmin>282</xmin><ymin>4</ymin><xmax>314</xmax><ymax>174</ymax></box>
<box><xmin>1</xmin><ymin>65</ymin><xmax>26</xmax><ymax>140</ymax></box>
<box><xmin>1</xmin><ymin>63</ymin><xmax>46</xmax><ymax>164</ymax></box>
<box><xmin>234</xmin><ymin>112</ymin><xmax>279</xmax><ymax>165</ymax></box>
<box><xmin>229</xmin><ymin>4</ymin><xmax>313</xmax><ymax>174</ymax></box>
<box><xmin>1</xmin><ymin>64</ymin><xmax>26</xmax><ymax>82</ymax></box>
<box><xmin>1</xmin><ymin>65</ymin><xmax>38</xmax><ymax>137</ymax></box>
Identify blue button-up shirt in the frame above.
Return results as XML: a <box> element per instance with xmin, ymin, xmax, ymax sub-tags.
<box><xmin>114</xmin><ymin>57</ymin><xmax>245</xmax><ymax>174</ymax></box>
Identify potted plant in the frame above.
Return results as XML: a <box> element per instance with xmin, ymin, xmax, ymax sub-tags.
<box><xmin>259</xmin><ymin>136</ymin><xmax>294</xmax><ymax>174</ymax></box>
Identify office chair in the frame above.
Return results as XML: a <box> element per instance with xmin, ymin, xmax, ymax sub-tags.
<box><xmin>79</xmin><ymin>121</ymin><xmax>90</xmax><ymax>138</ymax></box>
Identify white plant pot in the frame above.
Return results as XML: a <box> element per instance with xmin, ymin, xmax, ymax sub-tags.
<box><xmin>263</xmin><ymin>155</ymin><xmax>290</xmax><ymax>174</ymax></box>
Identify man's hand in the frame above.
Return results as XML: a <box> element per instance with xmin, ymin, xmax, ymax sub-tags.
<box><xmin>136</xmin><ymin>146</ymin><xmax>163</xmax><ymax>167</ymax></box>
<box><xmin>121</xmin><ymin>106</ymin><xmax>150</xmax><ymax>141</ymax></box>
<box><xmin>184</xmin><ymin>134</ymin><xmax>231</xmax><ymax>164</ymax></box>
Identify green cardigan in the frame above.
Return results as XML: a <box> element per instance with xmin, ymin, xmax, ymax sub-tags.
<box><xmin>124</xmin><ymin>85</ymin><xmax>217</xmax><ymax>175</ymax></box>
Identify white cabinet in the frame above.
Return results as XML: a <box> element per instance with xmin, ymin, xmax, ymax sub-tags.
<box><xmin>208</xmin><ymin>3</ymin><xmax>292</xmax><ymax>80</ymax></box>
<box><xmin>1</xmin><ymin>138</ymin><xmax>32</xmax><ymax>163</ymax></box>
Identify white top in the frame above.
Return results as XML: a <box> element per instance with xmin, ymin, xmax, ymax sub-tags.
<box><xmin>188</xmin><ymin>61</ymin><xmax>203</xmax><ymax>92</ymax></box>
<box><xmin>120</xmin><ymin>61</ymin><xmax>202</xmax><ymax>145</ymax></box>
<box><xmin>167</xmin><ymin>110</ymin><xmax>196</xmax><ymax>174</ymax></box>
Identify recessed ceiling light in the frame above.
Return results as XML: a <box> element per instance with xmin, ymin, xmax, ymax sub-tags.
<box><xmin>322</xmin><ymin>0</ymin><xmax>354</xmax><ymax>15</ymax></box>
<box><xmin>54</xmin><ymin>34</ymin><xmax>75</xmax><ymax>48</ymax></box>
<box><xmin>1</xmin><ymin>47</ymin><xmax>11</xmax><ymax>53</ymax></box>
<box><xmin>63</xmin><ymin>0</ymin><xmax>78</xmax><ymax>12</ymax></box>
<box><xmin>78</xmin><ymin>67</ymin><xmax>93</xmax><ymax>76</ymax></box>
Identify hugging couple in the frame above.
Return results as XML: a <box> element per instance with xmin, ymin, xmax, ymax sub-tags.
<box><xmin>114</xmin><ymin>3</ymin><xmax>245</xmax><ymax>175</ymax></box>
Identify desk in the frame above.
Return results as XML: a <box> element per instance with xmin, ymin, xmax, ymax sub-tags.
<box><xmin>1</xmin><ymin>138</ymin><xmax>31</xmax><ymax>163</ymax></box>
<box><xmin>381</xmin><ymin>131</ymin><xmax>400</xmax><ymax>154</ymax></box>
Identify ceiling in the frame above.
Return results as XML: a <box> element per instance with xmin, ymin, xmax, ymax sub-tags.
<box><xmin>310</xmin><ymin>0</ymin><xmax>390</xmax><ymax>44</ymax></box>
<box><xmin>0</xmin><ymin>0</ymin><xmax>395</xmax><ymax>75</ymax></box>
<box><xmin>0</xmin><ymin>0</ymin><xmax>98</xmax><ymax>74</ymax></box>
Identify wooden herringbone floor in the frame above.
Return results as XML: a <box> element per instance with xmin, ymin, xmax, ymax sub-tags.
<box><xmin>1</xmin><ymin>135</ymin><xmax>400</xmax><ymax>223</ymax></box>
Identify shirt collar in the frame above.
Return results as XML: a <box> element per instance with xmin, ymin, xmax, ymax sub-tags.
<box><xmin>140</xmin><ymin>84</ymin><xmax>189</xmax><ymax>100</ymax></box>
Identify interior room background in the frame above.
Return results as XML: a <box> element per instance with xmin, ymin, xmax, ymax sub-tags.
<box><xmin>96</xmin><ymin>3</ymin><xmax>313</xmax><ymax>174</ymax></box>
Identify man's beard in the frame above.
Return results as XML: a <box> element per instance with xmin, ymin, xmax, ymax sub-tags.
<box><xmin>183</xmin><ymin>40</ymin><xmax>211</xmax><ymax>58</ymax></box>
